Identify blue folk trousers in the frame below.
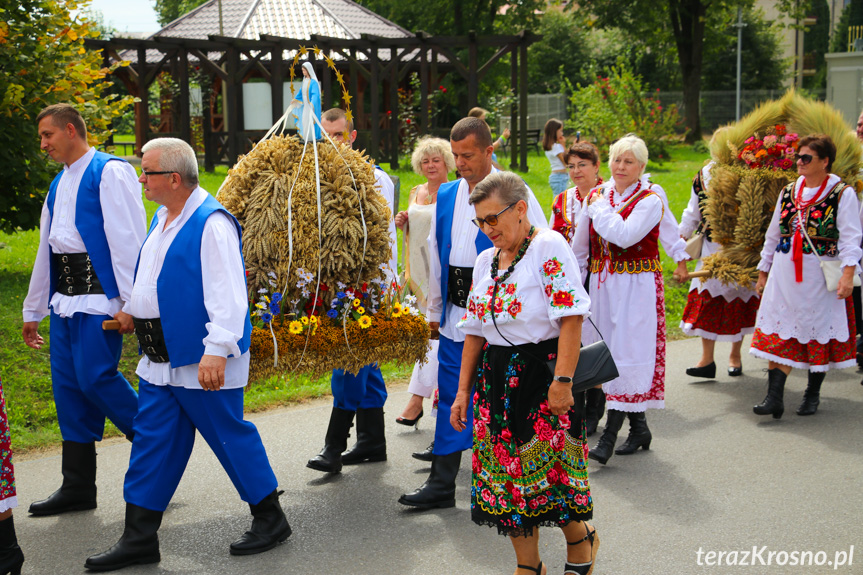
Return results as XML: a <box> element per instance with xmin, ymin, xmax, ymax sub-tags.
<box><xmin>49</xmin><ymin>312</ymin><xmax>138</xmax><ymax>442</ymax></box>
<box><xmin>433</xmin><ymin>335</ymin><xmax>474</xmax><ymax>455</ymax></box>
<box><xmin>330</xmin><ymin>364</ymin><xmax>387</xmax><ymax>411</ymax></box>
<box><xmin>123</xmin><ymin>380</ymin><xmax>278</xmax><ymax>512</ymax></box>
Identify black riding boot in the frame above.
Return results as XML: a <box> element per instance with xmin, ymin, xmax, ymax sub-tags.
<box><xmin>797</xmin><ymin>371</ymin><xmax>825</xmax><ymax>416</ymax></box>
<box><xmin>588</xmin><ymin>409</ymin><xmax>625</xmax><ymax>465</ymax></box>
<box><xmin>230</xmin><ymin>489</ymin><xmax>292</xmax><ymax>555</ymax></box>
<box><xmin>29</xmin><ymin>441</ymin><xmax>97</xmax><ymax>516</ymax></box>
<box><xmin>0</xmin><ymin>516</ymin><xmax>24</xmax><ymax>575</ymax></box>
<box><xmin>754</xmin><ymin>368</ymin><xmax>786</xmax><ymax>419</ymax></box>
<box><xmin>614</xmin><ymin>412</ymin><xmax>652</xmax><ymax>455</ymax></box>
<box><xmin>307</xmin><ymin>407</ymin><xmax>355</xmax><ymax>473</ymax></box>
<box><xmin>84</xmin><ymin>503</ymin><xmax>162</xmax><ymax>571</ymax></box>
<box><xmin>583</xmin><ymin>388</ymin><xmax>606</xmax><ymax>438</ymax></box>
<box><xmin>398</xmin><ymin>451</ymin><xmax>461</xmax><ymax>509</ymax></box>
<box><xmin>412</xmin><ymin>441</ymin><xmax>434</xmax><ymax>462</ymax></box>
<box><xmin>341</xmin><ymin>407</ymin><xmax>387</xmax><ymax>465</ymax></box>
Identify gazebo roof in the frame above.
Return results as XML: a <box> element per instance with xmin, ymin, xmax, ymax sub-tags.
<box><xmin>154</xmin><ymin>0</ymin><xmax>411</xmax><ymax>41</ymax></box>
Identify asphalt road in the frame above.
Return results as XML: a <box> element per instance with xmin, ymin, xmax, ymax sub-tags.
<box><xmin>13</xmin><ymin>336</ymin><xmax>863</xmax><ymax>574</ymax></box>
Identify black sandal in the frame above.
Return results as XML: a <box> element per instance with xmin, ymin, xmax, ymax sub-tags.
<box><xmin>517</xmin><ymin>561</ymin><xmax>543</xmax><ymax>574</ymax></box>
<box><xmin>564</xmin><ymin>523</ymin><xmax>599</xmax><ymax>575</ymax></box>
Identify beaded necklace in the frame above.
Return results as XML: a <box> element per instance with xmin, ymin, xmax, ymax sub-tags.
<box><xmin>608</xmin><ymin>180</ymin><xmax>641</xmax><ymax>208</ymax></box>
<box><xmin>491</xmin><ymin>226</ymin><xmax>536</xmax><ymax>287</ymax></box>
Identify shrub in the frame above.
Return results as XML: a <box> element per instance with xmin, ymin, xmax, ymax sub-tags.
<box><xmin>565</xmin><ymin>59</ymin><xmax>683</xmax><ymax>162</ymax></box>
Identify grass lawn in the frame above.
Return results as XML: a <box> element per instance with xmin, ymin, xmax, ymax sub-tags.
<box><xmin>0</xmin><ymin>143</ymin><xmax>708</xmax><ymax>452</ymax></box>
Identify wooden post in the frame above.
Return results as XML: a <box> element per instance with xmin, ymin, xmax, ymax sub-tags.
<box><xmin>519</xmin><ymin>37</ymin><xmax>528</xmax><ymax>172</ymax></box>
<box><xmin>509</xmin><ymin>44</ymin><xmax>518</xmax><ymax>170</ymax></box>
<box><xmin>370</xmin><ymin>42</ymin><xmax>380</xmax><ymax>163</ymax></box>
<box><xmin>350</xmin><ymin>48</ymin><xmax>360</xmax><ymax>127</ymax></box>
<box><xmin>178</xmin><ymin>49</ymin><xmax>191</xmax><ymax>145</ymax></box>
<box><xmin>225</xmin><ymin>46</ymin><xmax>240</xmax><ymax>164</ymax></box>
<box><xmin>136</xmin><ymin>47</ymin><xmax>150</xmax><ymax>154</ymax></box>
<box><xmin>271</xmin><ymin>44</ymin><xmax>284</xmax><ymax>127</ymax></box>
<box><xmin>419</xmin><ymin>46</ymin><xmax>428</xmax><ymax>135</ymax></box>
<box><xmin>203</xmin><ymin>80</ymin><xmax>215</xmax><ymax>171</ymax></box>
<box><xmin>321</xmin><ymin>46</ymin><xmax>332</xmax><ymax>108</ymax></box>
<box><xmin>468</xmin><ymin>32</ymin><xmax>478</xmax><ymax>110</ymax></box>
<box><xmin>389</xmin><ymin>46</ymin><xmax>400</xmax><ymax>169</ymax></box>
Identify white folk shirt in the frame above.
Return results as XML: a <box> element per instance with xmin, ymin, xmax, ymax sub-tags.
<box><xmin>426</xmin><ymin>169</ymin><xmax>549</xmax><ymax>342</ymax></box>
<box><xmin>128</xmin><ymin>187</ymin><xmax>250</xmax><ymax>389</ymax></box>
<box><xmin>23</xmin><ymin>147</ymin><xmax>146</xmax><ymax>322</ymax></box>
<box><xmin>375</xmin><ymin>167</ymin><xmax>398</xmax><ymax>280</ymax></box>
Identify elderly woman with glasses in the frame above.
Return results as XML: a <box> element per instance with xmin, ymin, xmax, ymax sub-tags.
<box><xmin>750</xmin><ymin>134</ymin><xmax>862</xmax><ymax>419</ymax></box>
<box><xmin>571</xmin><ymin>135</ymin><xmax>670</xmax><ymax>466</ymax></box>
<box><xmin>452</xmin><ymin>171</ymin><xmax>597</xmax><ymax>575</ymax></box>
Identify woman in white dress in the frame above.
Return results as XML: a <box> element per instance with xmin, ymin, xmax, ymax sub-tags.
<box><xmin>750</xmin><ymin>134</ymin><xmax>861</xmax><ymax>418</ymax></box>
<box><xmin>679</xmin><ymin>161</ymin><xmax>760</xmax><ymax>378</ymax></box>
<box><xmin>393</xmin><ymin>137</ymin><xmax>455</xmax><ymax>453</ymax></box>
<box><xmin>453</xmin><ymin>171</ymin><xmax>597</xmax><ymax>575</ymax></box>
<box><xmin>572</xmin><ymin>135</ymin><xmax>667</xmax><ymax>465</ymax></box>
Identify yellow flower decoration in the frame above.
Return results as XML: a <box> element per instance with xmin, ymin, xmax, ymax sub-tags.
<box><xmin>301</xmin><ymin>316</ymin><xmax>309</xmax><ymax>325</ymax></box>
<box><xmin>310</xmin><ymin>316</ymin><xmax>319</xmax><ymax>324</ymax></box>
<box><xmin>391</xmin><ymin>308</ymin><xmax>402</xmax><ymax>318</ymax></box>
<box><xmin>357</xmin><ymin>306</ymin><xmax>366</xmax><ymax>315</ymax></box>
<box><xmin>352</xmin><ymin>298</ymin><xmax>361</xmax><ymax>308</ymax></box>
<box><xmin>392</xmin><ymin>302</ymin><xmax>403</xmax><ymax>313</ymax></box>
<box><xmin>289</xmin><ymin>321</ymin><xmax>302</xmax><ymax>334</ymax></box>
<box><xmin>358</xmin><ymin>315</ymin><xmax>372</xmax><ymax>329</ymax></box>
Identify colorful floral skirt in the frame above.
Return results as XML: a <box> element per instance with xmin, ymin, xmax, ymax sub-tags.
<box><xmin>471</xmin><ymin>339</ymin><xmax>592</xmax><ymax>537</ymax></box>
<box><xmin>750</xmin><ymin>297</ymin><xmax>857</xmax><ymax>372</ymax></box>
<box><xmin>680</xmin><ymin>289</ymin><xmax>759</xmax><ymax>342</ymax></box>
<box><xmin>0</xmin><ymin>377</ymin><xmax>17</xmax><ymax>512</ymax></box>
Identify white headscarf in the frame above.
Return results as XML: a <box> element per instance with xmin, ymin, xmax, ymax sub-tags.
<box><xmin>301</xmin><ymin>62</ymin><xmax>319</xmax><ymax>103</ymax></box>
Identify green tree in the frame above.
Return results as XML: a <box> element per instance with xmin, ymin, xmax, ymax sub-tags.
<box><xmin>527</xmin><ymin>11</ymin><xmax>591</xmax><ymax>94</ymax></box>
<box><xmin>356</xmin><ymin>0</ymin><xmax>543</xmax><ymax>36</ymax></box>
<box><xmin>0</xmin><ymin>0</ymin><xmax>135</xmax><ymax>233</ymax></box>
<box><xmin>701</xmin><ymin>6</ymin><xmax>786</xmax><ymax>91</ymax></box>
<box><xmin>830</xmin><ymin>0</ymin><xmax>863</xmax><ymax>53</ymax></box>
<box><xmin>577</xmin><ymin>0</ymin><xmax>810</xmax><ymax>142</ymax></box>
<box><xmin>154</xmin><ymin>0</ymin><xmax>208</xmax><ymax>27</ymax></box>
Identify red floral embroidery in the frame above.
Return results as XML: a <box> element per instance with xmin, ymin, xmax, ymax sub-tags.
<box><xmin>542</xmin><ymin>258</ymin><xmax>562</xmax><ymax>277</ymax></box>
<box><xmin>507</xmin><ymin>299</ymin><xmax>522</xmax><ymax>317</ymax></box>
<box><xmin>551</xmin><ymin>290</ymin><xmax>575</xmax><ymax>308</ymax></box>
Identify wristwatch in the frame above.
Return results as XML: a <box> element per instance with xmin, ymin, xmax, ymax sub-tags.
<box><xmin>553</xmin><ymin>375</ymin><xmax>573</xmax><ymax>384</ymax></box>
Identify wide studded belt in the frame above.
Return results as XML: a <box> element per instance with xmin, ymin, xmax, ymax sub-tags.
<box><xmin>52</xmin><ymin>253</ymin><xmax>105</xmax><ymax>295</ymax></box>
<box><xmin>132</xmin><ymin>317</ymin><xmax>170</xmax><ymax>364</ymax></box>
<box><xmin>447</xmin><ymin>265</ymin><xmax>474</xmax><ymax>309</ymax></box>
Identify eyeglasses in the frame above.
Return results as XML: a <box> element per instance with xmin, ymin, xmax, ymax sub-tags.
<box><xmin>471</xmin><ymin>202</ymin><xmax>517</xmax><ymax>228</ymax></box>
<box><xmin>796</xmin><ymin>154</ymin><xmax>814</xmax><ymax>165</ymax></box>
<box><xmin>141</xmin><ymin>170</ymin><xmax>175</xmax><ymax>178</ymax></box>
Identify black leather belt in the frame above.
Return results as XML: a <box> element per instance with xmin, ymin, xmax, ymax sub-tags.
<box><xmin>447</xmin><ymin>265</ymin><xmax>474</xmax><ymax>309</ymax></box>
<box><xmin>52</xmin><ymin>253</ymin><xmax>104</xmax><ymax>295</ymax></box>
<box><xmin>132</xmin><ymin>317</ymin><xmax>170</xmax><ymax>363</ymax></box>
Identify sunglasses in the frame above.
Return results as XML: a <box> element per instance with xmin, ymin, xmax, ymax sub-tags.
<box><xmin>472</xmin><ymin>202</ymin><xmax>517</xmax><ymax>228</ymax></box>
<box><xmin>795</xmin><ymin>154</ymin><xmax>814</xmax><ymax>165</ymax></box>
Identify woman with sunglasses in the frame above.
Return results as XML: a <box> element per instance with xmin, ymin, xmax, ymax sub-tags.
<box><xmin>452</xmin><ymin>171</ymin><xmax>597</xmax><ymax>575</ymax></box>
<box><xmin>750</xmin><ymin>134</ymin><xmax>862</xmax><ymax>418</ymax></box>
<box><xmin>571</xmin><ymin>135</ymin><xmax>668</xmax><ymax>466</ymax></box>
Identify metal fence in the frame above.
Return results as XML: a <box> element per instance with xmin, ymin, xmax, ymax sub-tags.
<box><xmin>498</xmin><ymin>93</ymin><xmax>568</xmax><ymax>133</ymax></box>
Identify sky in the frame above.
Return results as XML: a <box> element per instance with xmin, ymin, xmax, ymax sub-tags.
<box><xmin>82</xmin><ymin>0</ymin><xmax>162</xmax><ymax>36</ymax></box>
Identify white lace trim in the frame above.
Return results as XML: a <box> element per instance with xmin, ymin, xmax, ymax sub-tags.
<box><xmin>606</xmin><ymin>399</ymin><xmax>665</xmax><ymax>412</ymax></box>
<box><xmin>755</xmin><ymin>298</ymin><xmax>850</xmax><ymax>344</ymax></box>
<box><xmin>601</xmin><ymin>363</ymin><xmax>654</xmax><ymax>396</ymax></box>
<box><xmin>680</xmin><ymin>323</ymin><xmax>754</xmax><ymax>342</ymax></box>
<box><xmin>749</xmin><ymin>347</ymin><xmax>856</xmax><ymax>372</ymax></box>
<box><xmin>0</xmin><ymin>496</ymin><xmax>18</xmax><ymax>514</ymax></box>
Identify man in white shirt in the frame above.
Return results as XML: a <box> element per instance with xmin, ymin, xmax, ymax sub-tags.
<box><xmin>306</xmin><ymin>108</ymin><xmax>399</xmax><ymax>474</ymax></box>
<box><xmin>85</xmin><ymin>139</ymin><xmax>289</xmax><ymax>571</ymax></box>
<box><xmin>22</xmin><ymin>104</ymin><xmax>144</xmax><ymax>517</ymax></box>
<box><xmin>398</xmin><ymin>116</ymin><xmax>548</xmax><ymax>509</ymax></box>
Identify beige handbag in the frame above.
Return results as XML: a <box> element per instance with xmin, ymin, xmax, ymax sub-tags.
<box><xmin>801</xmin><ymin>228</ymin><xmax>861</xmax><ymax>292</ymax></box>
<box><xmin>684</xmin><ymin>232</ymin><xmax>704</xmax><ymax>260</ymax></box>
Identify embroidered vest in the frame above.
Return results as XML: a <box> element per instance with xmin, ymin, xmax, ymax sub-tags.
<box><xmin>46</xmin><ymin>151</ymin><xmax>126</xmax><ymax>299</ymax></box>
<box><xmin>552</xmin><ymin>188</ymin><xmax>577</xmax><ymax>242</ymax></box>
<box><xmin>692</xmin><ymin>169</ymin><xmax>713</xmax><ymax>242</ymax></box>
<box><xmin>589</xmin><ymin>187</ymin><xmax>661</xmax><ymax>275</ymax></box>
<box><xmin>136</xmin><ymin>194</ymin><xmax>252</xmax><ymax>368</ymax></box>
<box><xmin>776</xmin><ymin>180</ymin><xmax>845</xmax><ymax>258</ymax></box>
<box><xmin>435</xmin><ymin>179</ymin><xmax>493</xmax><ymax>327</ymax></box>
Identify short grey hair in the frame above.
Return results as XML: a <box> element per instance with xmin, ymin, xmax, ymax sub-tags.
<box><xmin>469</xmin><ymin>171</ymin><xmax>528</xmax><ymax>206</ymax></box>
<box><xmin>141</xmin><ymin>138</ymin><xmax>199</xmax><ymax>188</ymax></box>
<box><xmin>608</xmin><ymin>133</ymin><xmax>648</xmax><ymax>177</ymax></box>
<box><xmin>410</xmin><ymin>136</ymin><xmax>456</xmax><ymax>175</ymax></box>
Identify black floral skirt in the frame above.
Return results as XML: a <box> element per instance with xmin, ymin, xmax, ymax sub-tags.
<box><xmin>471</xmin><ymin>338</ymin><xmax>592</xmax><ymax>537</ymax></box>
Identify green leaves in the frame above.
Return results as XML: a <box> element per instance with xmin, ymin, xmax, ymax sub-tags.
<box><xmin>0</xmin><ymin>0</ymin><xmax>134</xmax><ymax>233</ymax></box>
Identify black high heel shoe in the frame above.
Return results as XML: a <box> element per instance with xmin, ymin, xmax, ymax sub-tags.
<box><xmin>728</xmin><ymin>366</ymin><xmax>743</xmax><ymax>377</ymax></box>
<box><xmin>395</xmin><ymin>409</ymin><xmax>423</xmax><ymax>428</ymax></box>
<box><xmin>516</xmin><ymin>560</ymin><xmax>543</xmax><ymax>574</ymax></box>
<box><xmin>564</xmin><ymin>523</ymin><xmax>599</xmax><ymax>575</ymax></box>
<box><xmin>685</xmin><ymin>362</ymin><xmax>716</xmax><ymax>378</ymax></box>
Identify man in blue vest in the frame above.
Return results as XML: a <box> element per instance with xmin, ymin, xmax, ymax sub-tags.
<box><xmin>398</xmin><ymin>116</ymin><xmax>548</xmax><ymax>509</ymax></box>
<box><xmin>306</xmin><ymin>108</ymin><xmax>398</xmax><ymax>474</ymax></box>
<box><xmin>22</xmin><ymin>104</ymin><xmax>144</xmax><ymax>516</ymax></box>
<box><xmin>85</xmin><ymin>138</ymin><xmax>289</xmax><ymax>571</ymax></box>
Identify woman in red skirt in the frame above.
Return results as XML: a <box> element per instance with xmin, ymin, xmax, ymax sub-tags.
<box><xmin>679</xmin><ymin>162</ymin><xmax>759</xmax><ymax>378</ymax></box>
<box><xmin>751</xmin><ymin>135</ymin><xmax>861</xmax><ymax>418</ymax></box>
<box><xmin>0</xmin><ymin>376</ymin><xmax>24</xmax><ymax>574</ymax></box>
